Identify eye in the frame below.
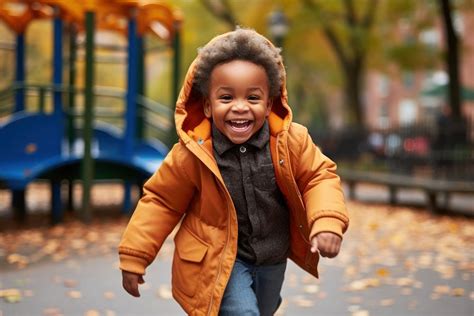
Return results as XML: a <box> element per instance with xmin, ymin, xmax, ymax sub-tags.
<box><xmin>219</xmin><ymin>94</ymin><xmax>233</xmax><ymax>102</ymax></box>
<box><xmin>248</xmin><ymin>95</ymin><xmax>261</xmax><ymax>101</ymax></box>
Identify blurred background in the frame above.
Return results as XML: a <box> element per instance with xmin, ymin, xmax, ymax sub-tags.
<box><xmin>0</xmin><ymin>0</ymin><xmax>473</xmax><ymax>315</ymax></box>
<box><xmin>2</xmin><ymin>0</ymin><xmax>473</xmax><ymax>179</ymax></box>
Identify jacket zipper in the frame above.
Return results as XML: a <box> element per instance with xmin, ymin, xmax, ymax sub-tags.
<box><xmin>186</xmin><ymin>141</ymin><xmax>231</xmax><ymax>315</ymax></box>
<box><xmin>207</xmin><ymin>182</ymin><xmax>233</xmax><ymax>315</ymax></box>
<box><xmin>278</xmin><ymin>134</ymin><xmax>310</xmax><ymax>244</ymax></box>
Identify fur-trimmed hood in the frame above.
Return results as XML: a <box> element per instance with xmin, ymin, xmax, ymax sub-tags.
<box><xmin>174</xmin><ymin>31</ymin><xmax>293</xmax><ymax>146</ymax></box>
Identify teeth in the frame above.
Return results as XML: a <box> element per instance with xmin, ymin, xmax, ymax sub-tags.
<box><xmin>230</xmin><ymin>120</ymin><xmax>249</xmax><ymax>124</ymax></box>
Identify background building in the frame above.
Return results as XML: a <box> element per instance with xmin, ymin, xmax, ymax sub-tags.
<box><xmin>365</xmin><ymin>10</ymin><xmax>474</xmax><ymax>131</ymax></box>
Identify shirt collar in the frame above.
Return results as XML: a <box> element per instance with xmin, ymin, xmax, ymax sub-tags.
<box><xmin>212</xmin><ymin>120</ymin><xmax>270</xmax><ymax>156</ymax></box>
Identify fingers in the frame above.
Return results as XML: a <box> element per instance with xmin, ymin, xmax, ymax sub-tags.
<box><xmin>319</xmin><ymin>241</ymin><xmax>340</xmax><ymax>258</ymax></box>
<box><xmin>314</xmin><ymin>233</ymin><xmax>342</xmax><ymax>258</ymax></box>
<box><xmin>310</xmin><ymin>237</ymin><xmax>319</xmax><ymax>254</ymax></box>
<box><xmin>122</xmin><ymin>271</ymin><xmax>143</xmax><ymax>298</ymax></box>
<box><xmin>123</xmin><ymin>277</ymin><xmax>140</xmax><ymax>297</ymax></box>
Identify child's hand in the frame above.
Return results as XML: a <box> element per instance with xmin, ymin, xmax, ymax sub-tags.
<box><xmin>310</xmin><ymin>232</ymin><xmax>342</xmax><ymax>258</ymax></box>
<box><xmin>122</xmin><ymin>270</ymin><xmax>145</xmax><ymax>297</ymax></box>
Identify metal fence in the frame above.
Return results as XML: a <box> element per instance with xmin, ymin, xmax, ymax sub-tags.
<box><xmin>312</xmin><ymin>117</ymin><xmax>474</xmax><ymax>181</ymax></box>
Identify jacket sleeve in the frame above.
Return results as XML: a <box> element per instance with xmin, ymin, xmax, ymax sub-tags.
<box><xmin>118</xmin><ymin>144</ymin><xmax>196</xmax><ymax>275</ymax></box>
<box><xmin>291</xmin><ymin>125</ymin><xmax>349</xmax><ymax>240</ymax></box>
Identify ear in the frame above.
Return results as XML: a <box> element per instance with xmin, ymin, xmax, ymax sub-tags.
<box><xmin>265</xmin><ymin>98</ymin><xmax>273</xmax><ymax>117</ymax></box>
<box><xmin>203</xmin><ymin>99</ymin><xmax>212</xmax><ymax>118</ymax></box>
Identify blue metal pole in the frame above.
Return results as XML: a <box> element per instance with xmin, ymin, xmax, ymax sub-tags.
<box><xmin>14</xmin><ymin>33</ymin><xmax>25</xmax><ymax>112</ymax></box>
<box><xmin>51</xmin><ymin>180</ymin><xmax>63</xmax><ymax>224</ymax></box>
<box><xmin>123</xmin><ymin>13</ymin><xmax>138</xmax><ymax>213</ymax></box>
<box><xmin>67</xmin><ymin>23</ymin><xmax>77</xmax><ymax>212</ymax></box>
<box><xmin>53</xmin><ymin>7</ymin><xmax>63</xmax><ymax>117</ymax></box>
<box><xmin>136</xmin><ymin>35</ymin><xmax>145</xmax><ymax>140</ymax></box>
<box><xmin>51</xmin><ymin>7</ymin><xmax>64</xmax><ymax>221</ymax></box>
<box><xmin>81</xmin><ymin>11</ymin><xmax>95</xmax><ymax>223</ymax></box>
<box><xmin>125</xmin><ymin>13</ymin><xmax>138</xmax><ymax>158</ymax></box>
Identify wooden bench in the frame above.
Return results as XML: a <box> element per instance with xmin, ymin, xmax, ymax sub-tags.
<box><xmin>338</xmin><ymin>169</ymin><xmax>474</xmax><ymax>214</ymax></box>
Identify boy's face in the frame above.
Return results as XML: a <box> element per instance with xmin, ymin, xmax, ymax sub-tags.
<box><xmin>203</xmin><ymin>60</ymin><xmax>272</xmax><ymax>144</ymax></box>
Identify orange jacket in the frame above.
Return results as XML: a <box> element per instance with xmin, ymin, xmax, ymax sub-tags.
<box><xmin>119</xmin><ymin>34</ymin><xmax>349</xmax><ymax>316</ymax></box>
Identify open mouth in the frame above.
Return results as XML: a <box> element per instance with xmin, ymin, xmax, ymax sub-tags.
<box><xmin>226</xmin><ymin>120</ymin><xmax>253</xmax><ymax>131</ymax></box>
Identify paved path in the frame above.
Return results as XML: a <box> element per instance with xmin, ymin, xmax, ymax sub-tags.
<box><xmin>2</xmin><ymin>217</ymin><xmax>473</xmax><ymax>315</ymax></box>
<box><xmin>1</xmin><ymin>248</ymin><xmax>472</xmax><ymax>316</ymax></box>
<box><xmin>0</xmin><ymin>186</ymin><xmax>473</xmax><ymax>316</ymax></box>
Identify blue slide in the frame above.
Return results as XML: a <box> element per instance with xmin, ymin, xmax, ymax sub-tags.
<box><xmin>0</xmin><ymin>112</ymin><xmax>168</xmax><ymax>220</ymax></box>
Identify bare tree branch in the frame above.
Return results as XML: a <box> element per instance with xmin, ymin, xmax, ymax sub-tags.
<box><xmin>219</xmin><ymin>0</ymin><xmax>238</xmax><ymax>27</ymax></box>
<box><xmin>303</xmin><ymin>0</ymin><xmax>349</xmax><ymax>68</ymax></box>
<box><xmin>322</xmin><ymin>25</ymin><xmax>350</xmax><ymax>71</ymax></box>
<box><xmin>199</xmin><ymin>0</ymin><xmax>238</xmax><ymax>29</ymax></box>
<box><xmin>302</xmin><ymin>0</ymin><xmax>345</xmax><ymax>20</ymax></box>
<box><xmin>343</xmin><ymin>0</ymin><xmax>362</xmax><ymax>62</ymax></box>
<box><xmin>353</xmin><ymin>0</ymin><xmax>378</xmax><ymax>65</ymax></box>
<box><xmin>302</xmin><ymin>0</ymin><xmax>377</xmax><ymax>126</ymax></box>
<box><xmin>343</xmin><ymin>0</ymin><xmax>357</xmax><ymax>26</ymax></box>
<box><xmin>362</xmin><ymin>0</ymin><xmax>378</xmax><ymax>28</ymax></box>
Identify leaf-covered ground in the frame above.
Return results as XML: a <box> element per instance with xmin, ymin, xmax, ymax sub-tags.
<box><xmin>0</xmin><ymin>184</ymin><xmax>473</xmax><ymax>315</ymax></box>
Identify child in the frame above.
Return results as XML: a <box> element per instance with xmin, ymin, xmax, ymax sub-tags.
<box><xmin>119</xmin><ymin>28</ymin><xmax>349</xmax><ymax>315</ymax></box>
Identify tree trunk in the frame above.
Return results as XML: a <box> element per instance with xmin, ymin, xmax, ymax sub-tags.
<box><xmin>343</xmin><ymin>61</ymin><xmax>364</xmax><ymax>126</ymax></box>
<box><xmin>439</xmin><ymin>0</ymin><xmax>461</xmax><ymax>119</ymax></box>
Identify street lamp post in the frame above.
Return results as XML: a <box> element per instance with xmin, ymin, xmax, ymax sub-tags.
<box><xmin>268</xmin><ymin>9</ymin><xmax>289</xmax><ymax>48</ymax></box>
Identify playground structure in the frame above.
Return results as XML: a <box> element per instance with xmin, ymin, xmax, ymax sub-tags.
<box><xmin>0</xmin><ymin>0</ymin><xmax>183</xmax><ymax>223</ymax></box>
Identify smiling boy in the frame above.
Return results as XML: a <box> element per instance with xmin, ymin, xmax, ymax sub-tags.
<box><xmin>119</xmin><ymin>28</ymin><xmax>349</xmax><ymax>315</ymax></box>
<box><xmin>203</xmin><ymin>60</ymin><xmax>271</xmax><ymax>144</ymax></box>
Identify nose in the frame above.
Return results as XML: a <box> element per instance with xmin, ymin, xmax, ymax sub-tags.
<box><xmin>231</xmin><ymin>100</ymin><xmax>249</xmax><ymax>113</ymax></box>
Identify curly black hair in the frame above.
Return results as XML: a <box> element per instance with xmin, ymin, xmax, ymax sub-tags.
<box><xmin>193</xmin><ymin>27</ymin><xmax>284</xmax><ymax>98</ymax></box>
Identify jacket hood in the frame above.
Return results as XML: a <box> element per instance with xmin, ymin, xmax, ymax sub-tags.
<box><xmin>174</xmin><ymin>32</ymin><xmax>293</xmax><ymax>145</ymax></box>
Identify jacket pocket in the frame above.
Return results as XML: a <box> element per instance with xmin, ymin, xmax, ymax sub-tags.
<box><xmin>172</xmin><ymin>225</ymin><xmax>209</xmax><ymax>297</ymax></box>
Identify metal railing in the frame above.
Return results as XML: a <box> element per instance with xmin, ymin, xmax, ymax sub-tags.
<box><xmin>313</xmin><ymin>120</ymin><xmax>474</xmax><ymax>181</ymax></box>
<box><xmin>0</xmin><ymin>83</ymin><xmax>172</xmax><ymax>141</ymax></box>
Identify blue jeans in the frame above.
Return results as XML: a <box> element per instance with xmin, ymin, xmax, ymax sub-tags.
<box><xmin>219</xmin><ymin>258</ymin><xmax>287</xmax><ymax>316</ymax></box>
